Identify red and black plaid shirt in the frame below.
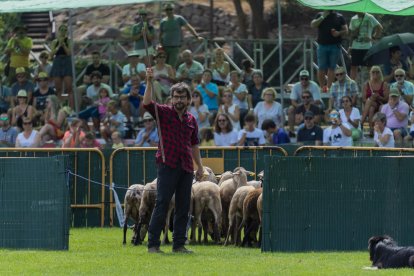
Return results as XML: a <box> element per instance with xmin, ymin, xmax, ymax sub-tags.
<box><xmin>144</xmin><ymin>101</ymin><xmax>199</xmax><ymax>173</ymax></box>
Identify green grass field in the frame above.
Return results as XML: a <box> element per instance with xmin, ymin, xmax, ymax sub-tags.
<box><xmin>0</xmin><ymin>228</ymin><xmax>413</xmax><ymax>275</ymax></box>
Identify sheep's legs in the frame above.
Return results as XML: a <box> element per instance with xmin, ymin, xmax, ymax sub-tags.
<box><xmin>123</xmin><ymin>218</ymin><xmax>128</xmax><ymax>245</ymax></box>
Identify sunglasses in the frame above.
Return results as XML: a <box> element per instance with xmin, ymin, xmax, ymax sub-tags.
<box><xmin>300</xmin><ymin>77</ymin><xmax>309</xmax><ymax>81</ymax></box>
<box><xmin>395</xmin><ymin>74</ymin><xmax>405</xmax><ymax>78</ymax></box>
<box><xmin>371</xmin><ymin>71</ymin><xmax>380</xmax><ymax>74</ymax></box>
<box><xmin>157</xmin><ymin>55</ymin><xmax>166</xmax><ymax>58</ymax></box>
<box><xmin>336</xmin><ymin>72</ymin><xmax>344</xmax><ymax>76</ymax></box>
<box><xmin>38</xmin><ymin>78</ymin><xmax>48</xmax><ymax>81</ymax></box>
<box><xmin>143</xmin><ymin>119</ymin><xmax>153</xmax><ymax>123</ymax></box>
<box><xmin>23</xmin><ymin>121</ymin><xmax>32</xmax><ymax>125</ymax></box>
<box><xmin>223</xmin><ymin>94</ymin><xmax>232</xmax><ymax>98</ymax></box>
<box><xmin>17</xmin><ymin>96</ymin><xmax>27</xmax><ymax>99</ymax></box>
<box><xmin>264</xmin><ymin>94</ymin><xmax>274</xmax><ymax>96</ymax></box>
<box><xmin>165</xmin><ymin>8</ymin><xmax>173</xmax><ymax>11</ymax></box>
<box><xmin>304</xmin><ymin>117</ymin><xmax>313</xmax><ymax>120</ymax></box>
<box><xmin>302</xmin><ymin>96</ymin><xmax>310</xmax><ymax>99</ymax></box>
<box><xmin>341</xmin><ymin>100</ymin><xmax>350</xmax><ymax>103</ymax></box>
<box><xmin>16</xmin><ymin>75</ymin><xmax>25</xmax><ymax>78</ymax></box>
<box><xmin>192</xmin><ymin>94</ymin><xmax>199</xmax><ymax>97</ymax></box>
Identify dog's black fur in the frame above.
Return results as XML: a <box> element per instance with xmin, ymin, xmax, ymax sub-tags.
<box><xmin>368</xmin><ymin>235</ymin><xmax>414</xmax><ymax>269</ymax></box>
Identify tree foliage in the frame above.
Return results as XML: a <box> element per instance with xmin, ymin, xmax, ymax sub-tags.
<box><xmin>0</xmin><ymin>13</ymin><xmax>21</xmax><ymax>53</ymax></box>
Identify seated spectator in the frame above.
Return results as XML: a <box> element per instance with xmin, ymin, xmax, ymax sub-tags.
<box><xmin>297</xmin><ymin>111</ymin><xmax>323</xmax><ymax>145</ymax></box>
<box><xmin>404</xmin><ymin>110</ymin><xmax>414</xmax><ymax>147</ymax></box>
<box><xmin>196</xmin><ymin>69</ymin><xmax>219</xmax><ymax>113</ymax></box>
<box><xmin>240</xmin><ymin>59</ymin><xmax>256</xmax><ymax>88</ymax></box>
<box><xmin>10</xmin><ymin>67</ymin><xmax>35</xmax><ymax>105</ymax></box>
<box><xmin>380</xmin><ymin>88</ymin><xmax>409</xmax><ymax>147</ymax></box>
<box><xmin>33</xmin><ymin>50</ymin><xmax>53</xmax><ymax>87</ymax></box>
<box><xmin>210</xmin><ymin>48</ymin><xmax>230</xmax><ymax>86</ymax></box>
<box><xmin>176</xmin><ymin>49</ymin><xmax>204</xmax><ymax>84</ymax></box>
<box><xmin>134</xmin><ymin>112</ymin><xmax>159</xmax><ymax>147</ymax></box>
<box><xmin>237</xmin><ymin>112</ymin><xmax>265</xmax><ymax>146</ymax></box>
<box><xmin>199</xmin><ymin>127</ymin><xmax>215</xmax><ymax>146</ymax></box>
<box><xmin>34</xmin><ymin>95</ymin><xmax>68</xmax><ymax>146</ymax></box>
<box><xmin>389</xmin><ymin>68</ymin><xmax>413</xmax><ymax>105</ymax></box>
<box><xmin>15</xmin><ymin>117</ymin><xmax>37</xmax><ymax>147</ymax></box>
<box><xmin>287</xmin><ymin>70</ymin><xmax>322</xmax><ymax>136</ymax></box>
<box><xmin>339</xmin><ymin>95</ymin><xmax>361</xmax><ymax>141</ymax></box>
<box><xmin>373</xmin><ymin>112</ymin><xmax>394</xmax><ymax>148</ymax></box>
<box><xmin>218</xmin><ymin>88</ymin><xmax>240</xmax><ymax>131</ymax></box>
<box><xmin>0</xmin><ymin>113</ymin><xmax>18</xmax><ymax>147</ymax></box>
<box><xmin>361</xmin><ymin>66</ymin><xmax>389</xmax><ymax>136</ymax></box>
<box><xmin>189</xmin><ymin>90</ymin><xmax>210</xmax><ymax>129</ymax></box>
<box><xmin>11</xmin><ymin>90</ymin><xmax>34</xmax><ymax>131</ymax></box>
<box><xmin>328</xmin><ymin>67</ymin><xmax>358</xmax><ymax>111</ymax></box>
<box><xmin>383</xmin><ymin>46</ymin><xmax>408</xmax><ymax>83</ymax></box>
<box><xmin>261</xmin><ymin>119</ymin><xmax>290</xmax><ymax>145</ymax></box>
<box><xmin>254</xmin><ymin>87</ymin><xmax>283</xmax><ymax>129</ymax></box>
<box><xmin>100</xmin><ymin>100</ymin><xmax>127</xmax><ymax>142</ymax></box>
<box><xmin>294</xmin><ymin>91</ymin><xmax>321</xmax><ymax>131</ymax></box>
<box><xmin>111</xmin><ymin>131</ymin><xmax>124</xmax><ymax>149</ymax></box>
<box><xmin>33</xmin><ymin>72</ymin><xmax>56</xmax><ymax>126</ymax></box>
<box><xmin>248</xmin><ymin>70</ymin><xmax>268</xmax><ymax>108</ymax></box>
<box><xmin>228</xmin><ymin>70</ymin><xmax>249</xmax><ymax>128</ymax></box>
<box><xmin>95</xmin><ymin>87</ymin><xmax>111</xmax><ymax>121</ymax></box>
<box><xmin>84</xmin><ymin>51</ymin><xmax>110</xmax><ymax>84</ymax></box>
<box><xmin>122</xmin><ymin>51</ymin><xmax>146</xmax><ymax>84</ymax></box>
<box><xmin>80</xmin><ymin>131</ymin><xmax>102</xmax><ymax>149</ymax></box>
<box><xmin>152</xmin><ymin>49</ymin><xmax>175</xmax><ymax>103</ymax></box>
<box><xmin>62</xmin><ymin>118</ymin><xmax>85</xmax><ymax>148</ymax></box>
<box><xmin>213</xmin><ymin>113</ymin><xmax>238</xmax><ymax>146</ymax></box>
<box><xmin>0</xmin><ymin>78</ymin><xmax>12</xmax><ymax>114</ymax></box>
<box><xmin>120</xmin><ymin>74</ymin><xmax>146</xmax><ymax>126</ymax></box>
<box><xmin>323</xmin><ymin>110</ymin><xmax>352</xmax><ymax>146</ymax></box>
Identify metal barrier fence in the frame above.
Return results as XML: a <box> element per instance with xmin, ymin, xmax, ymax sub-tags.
<box><xmin>0</xmin><ymin>148</ymin><xmax>106</xmax><ymax>227</ymax></box>
<box><xmin>108</xmin><ymin>146</ymin><xmax>288</xmax><ymax>226</ymax></box>
<box><xmin>294</xmin><ymin>146</ymin><xmax>414</xmax><ymax>157</ymax></box>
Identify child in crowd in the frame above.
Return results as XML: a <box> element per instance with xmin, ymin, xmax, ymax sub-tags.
<box><xmin>100</xmin><ymin>100</ymin><xmax>127</xmax><ymax>142</ymax></box>
<box><xmin>261</xmin><ymin>119</ymin><xmax>290</xmax><ymax>145</ymax></box>
<box><xmin>237</xmin><ymin>113</ymin><xmax>265</xmax><ymax>146</ymax></box>
<box><xmin>96</xmin><ymin>87</ymin><xmax>111</xmax><ymax>121</ymax></box>
<box><xmin>111</xmin><ymin>131</ymin><xmax>124</xmax><ymax>149</ymax></box>
<box><xmin>199</xmin><ymin>127</ymin><xmax>215</xmax><ymax>147</ymax></box>
<box><xmin>81</xmin><ymin>131</ymin><xmax>101</xmax><ymax>149</ymax></box>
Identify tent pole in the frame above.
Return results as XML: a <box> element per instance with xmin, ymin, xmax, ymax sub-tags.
<box><xmin>277</xmin><ymin>0</ymin><xmax>284</xmax><ymax>108</ymax></box>
<box><xmin>69</xmin><ymin>9</ymin><xmax>79</xmax><ymax>115</ymax></box>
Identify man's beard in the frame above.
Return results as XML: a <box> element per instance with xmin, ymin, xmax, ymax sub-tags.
<box><xmin>173</xmin><ymin>102</ymin><xmax>187</xmax><ymax>111</ymax></box>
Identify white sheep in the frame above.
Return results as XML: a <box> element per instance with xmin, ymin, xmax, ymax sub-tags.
<box><xmin>123</xmin><ymin>184</ymin><xmax>144</xmax><ymax>245</ymax></box>
<box><xmin>239</xmin><ymin>187</ymin><xmax>263</xmax><ymax>247</ymax></box>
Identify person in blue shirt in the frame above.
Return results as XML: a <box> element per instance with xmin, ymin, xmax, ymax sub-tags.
<box><xmin>120</xmin><ymin>74</ymin><xmax>146</xmax><ymax>125</ymax></box>
<box><xmin>134</xmin><ymin>112</ymin><xmax>159</xmax><ymax>147</ymax></box>
<box><xmin>196</xmin><ymin>69</ymin><xmax>219</xmax><ymax>112</ymax></box>
<box><xmin>261</xmin><ymin>119</ymin><xmax>290</xmax><ymax>145</ymax></box>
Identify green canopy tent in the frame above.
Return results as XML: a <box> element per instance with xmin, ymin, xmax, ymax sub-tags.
<box><xmin>297</xmin><ymin>0</ymin><xmax>414</xmax><ymax>16</ymax></box>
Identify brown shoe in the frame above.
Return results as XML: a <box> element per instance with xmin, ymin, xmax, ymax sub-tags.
<box><xmin>148</xmin><ymin>247</ymin><xmax>164</xmax><ymax>253</ymax></box>
<box><xmin>172</xmin><ymin>246</ymin><xmax>194</xmax><ymax>254</ymax></box>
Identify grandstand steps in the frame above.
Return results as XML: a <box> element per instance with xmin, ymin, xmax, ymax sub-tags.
<box><xmin>21</xmin><ymin>12</ymin><xmax>51</xmax><ymax>56</ymax></box>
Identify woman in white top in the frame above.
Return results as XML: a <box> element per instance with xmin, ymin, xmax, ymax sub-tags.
<box><xmin>213</xmin><ymin>113</ymin><xmax>238</xmax><ymax>146</ymax></box>
<box><xmin>210</xmin><ymin>48</ymin><xmax>230</xmax><ymax>86</ymax></box>
<box><xmin>152</xmin><ymin>50</ymin><xmax>175</xmax><ymax>103</ymax></box>
<box><xmin>15</xmin><ymin>117</ymin><xmax>38</xmax><ymax>147</ymax></box>
<box><xmin>373</xmin><ymin>112</ymin><xmax>394</xmax><ymax>148</ymax></box>
<box><xmin>253</xmin><ymin>87</ymin><xmax>283</xmax><ymax>129</ymax></box>
<box><xmin>339</xmin><ymin>95</ymin><xmax>362</xmax><ymax>141</ymax></box>
<box><xmin>218</xmin><ymin>88</ymin><xmax>240</xmax><ymax>131</ymax></box>
<box><xmin>189</xmin><ymin>90</ymin><xmax>210</xmax><ymax>130</ymax></box>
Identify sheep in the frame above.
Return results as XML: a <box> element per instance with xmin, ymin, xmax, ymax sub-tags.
<box><xmin>257</xmin><ymin>192</ymin><xmax>263</xmax><ymax>246</ymax></box>
<box><xmin>191</xmin><ymin>181</ymin><xmax>222</xmax><ymax>244</ymax></box>
<box><xmin>198</xmin><ymin>166</ymin><xmax>217</xmax><ymax>183</ymax></box>
<box><xmin>239</xmin><ymin>187</ymin><xmax>263</xmax><ymax>247</ymax></box>
<box><xmin>217</xmin><ymin>171</ymin><xmax>233</xmax><ymax>186</ymax></box>
<box><xmin>122</xmin><ymin>184</ymin><xmax>144</xmax><ymax>245</ymax></box>
<box><xmin>224</xmin><ymin>185</ymin><xmax>255</xmax><ymax>246</ymax></box>
<box><xmin>247</xmin><ymin>170</ymin><xmax>264</xmax><ymax>188</ymax></box>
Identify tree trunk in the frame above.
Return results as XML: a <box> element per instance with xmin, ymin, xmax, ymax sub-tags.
<box><xmin>232</xmin><ymin>0</ymin><xmax>248</xmax><ymax>39</ymax></box>
<box><xmin>248</xmin><ymin>0</ymin><xmax>268</xmax><ymax>38</ymax></box>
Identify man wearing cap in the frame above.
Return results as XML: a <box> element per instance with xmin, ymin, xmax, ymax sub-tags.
<box><xmin>381</xmin><ymin>88</ymin><xmax>409</xmax><ymax>146</ymax></box>
<box><xmin>323</xmin><ymin>109</ymin><xmax>352</xmax><ymax>146</ymax></box>
<box><xmin>288</xmin><ymin>70</ymin><xmax>322</xmax><ymax>137</ymax></box>
<box><xmin>389</xmin><ymin>68</ymin><xmax>414</xmax><ymax>105</ymax></box>
<box><xmin>122</xmin><ymin>52</ymin><xmax>146</xmax><ymax>84</ymax></box>
<box><xmin>328</xmin><ymin>67</ymin><xmax>358</xmax><ymax>111</ymax></box>
<box><xmin>10</xmin><ymin>67</ymin><xmax>35</xmax><ymax>106</ymax></box>
<box><xmin>159</xmin><ymin>3</ymin><xmax>203</xmax><ymax>68</ymax></box>
<box><xmin>0</xmin><ymin>113</ymin><xmax>18</xmax><ymax>147</ymax></box>
<box><xmin>295</xmin><ymin>90</ymin><xmax>322</xmax><ymax>127</ymax></box>
<box><xmin>134</xmin><ymin>112</ymin><xmax>159</xmax><ymax>147</ymax></box>
<box><xmin>131</xmin><ymin>8</ymin><xmax>155</xmax><ymax>65</ymax></box>
<box><xmin>33</xmin><ymin>72</ymin><xmax>56</xmax><ymax>113</ymax></box>
<box><xmin>5</xmin><ymin>25</ymin><xmax>32</xmax><ymax>85</ymax></box>
<box><xmin>297</xmin><ymin>111</ymin><xmax>323</xmax><ymax>146</ymax></box>
<box><xmin>84</xmin><ymin>51</ymin><xmax>110</xmax><ymax>84</ymax></box>
<box><xmin>176</xmin><ymin>50</ymin><xmax>204</xmax><ymax>84</ymax></box>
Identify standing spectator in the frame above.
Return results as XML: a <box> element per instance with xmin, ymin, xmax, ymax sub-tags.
<box><xmin>122</xmin><ymin>51</ymin><xmax>146</xmax><ymax>84</ymax></box>
<box><xmin>218</xmin><ymin>88</ymin><xmax>240</xmax><ymax>131</ymax></box>
<box><xmin>196</xmin><ymin>69</ymin><xmax>218</xmax><ymax>112</ymax></box>
<box><xmin>189</xmin><ymin>90</ymin><xmax>210</xmax><ymax>130</ymax></box>
<box><xmin>33</xmin><ymin>50</ymin><xmax>53</xmax><ymax>87</ymax></box>
<box><xmin>131</xmin><ymin>8</ymin><xmax>155</xmax><ymax>65</ymax></box>
<box><xmin>134</xmin><ymin>112</ymin><xmax>159</xmax><ymax>147</ymax></box>
<box><xmin>389</xmin><ymin>68</ymin><xmax>414</xmax><ymax>105</ymax></box>
<box><xmin>261</xmin><ymin>119</ymin><xmax>290</xmax><ymax>145</ymax></box>
<box><xmin>248</xmin><ymin>70</ymin><xmax>268</xmax><ymax>109</ymax></box>
<box><xmin>0</xmin><ymin>113</ymin><xmax>18</xmax><ymax>147</ymax></box>
<box><xmin>100</xmin><ymin>100</ymin><xmax>127</xmax><ymax>142</ymax></box>
<box><xmin>159</xmin><ymin>3</ymin><xmax>203</xmax><ymax>68</ymax></box>
<box><xmin>152</xmin><ymin>49</ymin><xmax>175</xmax><ymax>103</ymax></box>
<box><xmin>176</xmin><ymin>50</ymin><xmax>204</xmax><ymax>84</ymax></box>
<box><xmin>11</xmin><ymin>89</ymin><xmax>34</xmax><ymax>131</ymax></box>
<box><xmin>10</xmin><ymin>67</ymin><xmax>35</xmax><ymax>106</ymax></box>
<box><xmin>297</xmin><ymin>111</ymin><xmax>323</xmax><ymax>146</ymax></box>
<box><xmin>254</xmin><ymin>87</ymin><xmax>283</xmax><ymax>129</ymax></box>
<box><xmin>311</xmin><ymin>10</ymin><xmax>348</xmax><ymax>90</ymax></box>
<box><xmin>50</xmin><ymin>24</ymin><xmax>74</xmax><ymax>109</ymax></box>
<box><xmin>373</xmin><ymin>112</ymin><xmax>394</xmax><ymax>148</ymax></box>
<box><xmin>213</xmin><ymin>113</ymin><xmax>238</xmax><ymax>146</ymax></box>
<box><xmin>210</xmin><ymin>48</ymin><xmax>230</xmax><ymax>86</ymax></box>
<box><xmin>383</xmin><ymin>46</ymin><xmax>408</xmax><ymax>83</ymax></box>
<box><xmin>62</xmin><ymin>118</ymin><xmax>85</xmax><ymax>148</ymax></box>
<box><xmin>84</xmin><ymin>51</ymin><xmax>110</xmax><ymax>84</ymax></box>
<box><xmin>323</xmin><ymin>110</ymin><xmax>353</xmax><ymax>146</ymax></box>
<box><xmin>15</xmin><ymin>117</ymin><xmax>37</xmax><ymax>148</ymax></box>
<box><xmin>5</xmin><ymin>25</ymin><xmax>32</xmax><ymax>85</ymax></box>
<box><xmin>328</xmin><ymin>67</ymin><xmax>358</xmax><ymax>111</ymax></box>
<box><xmin>339</xmin><ymin>95</ymin><xmax>362</xmax><ymax>141</ymax></box>
<box><xmin>95</xmin><ymin>87</ymin><xmax>111</xmax><ymax>122</ymax></box>
<box><xmin>348</xmin><ymin>12</ymin><xmax>382</xmax><ymax>81</ymax></box>
<box><xmin>0</xmin><ymin>78</ymin><xmax>12</xmax><ymax>114</ymax></box>
<box><xmin>143</xmin><ymin>68</ymin><xmax>203</xmax><ymax>254</ymax></box>
<box><xmin>228</xmin><ymin>70</ymin><xmax>249</xmax><ymax>128</ymax></box>
<box><xmin>237</xmin><ymin>113</ymin><xmax>265</xmax><ymax>146</ymax></box>
<box><xmin>361</xmin><ymin>66</ymin><xmax>389</xmax><ymax>136</ymax></box>
<box><xmin>380</xmin><ymin>88</ymin><xmax>409</xmax><ymax>146</ymax></box>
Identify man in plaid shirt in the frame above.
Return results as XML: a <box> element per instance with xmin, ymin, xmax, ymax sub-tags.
<box><xmin>143</xmin><ymin>68</ymin><xmax>203</xmax><ymax>254</ymax></box>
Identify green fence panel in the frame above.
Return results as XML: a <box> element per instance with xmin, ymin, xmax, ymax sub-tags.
<box><xmin>263</xmin><ymin>156</ymin><xmax>414</xmax><ymax>252</ymax></box>
<box><xmin>0</xmin><ymin>156</ymin><xmax>70</xmax><ymax>250</ymax></box>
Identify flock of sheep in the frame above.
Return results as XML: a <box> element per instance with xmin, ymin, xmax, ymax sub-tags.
<box><xmin>122</xmin><ymin>167</ymin><xmax>264</xmax><ymax>247</ymax></box>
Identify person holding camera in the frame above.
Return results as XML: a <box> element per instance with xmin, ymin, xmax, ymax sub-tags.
<box><xmin>323</xmin><ymin>110</ymin><xmax>352</xmax><ymax>146</ymax></box>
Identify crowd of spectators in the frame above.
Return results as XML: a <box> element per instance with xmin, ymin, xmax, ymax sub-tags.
<box><xmin>2</xmin><ymin>5</ymin><xmax>414</xmax><ymax>150</ymax></box>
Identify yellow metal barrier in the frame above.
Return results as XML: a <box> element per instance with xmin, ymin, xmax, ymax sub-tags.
<box><xmin>294</xmin><ymin>146</ymin><xmax>414</xmax><ymax>157</ymax></box>
<box><xmin>0</xmin><ymin>148</ymin><xmax>106</xmax><ymax>227</ymax></box>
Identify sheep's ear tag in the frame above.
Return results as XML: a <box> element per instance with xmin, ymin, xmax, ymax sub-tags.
<box><xmin>249</xmin><ymin>172</ymin><xmax>256</xmax><ymax>177</ymax></box>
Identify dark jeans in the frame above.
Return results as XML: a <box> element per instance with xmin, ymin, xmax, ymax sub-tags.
<box><xmin>148</xmin><ymin>163</ymin><xmax>193</xmax><ymax>249</ymax></box>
